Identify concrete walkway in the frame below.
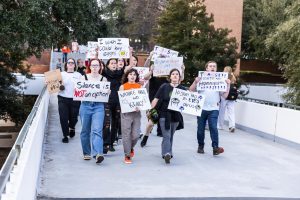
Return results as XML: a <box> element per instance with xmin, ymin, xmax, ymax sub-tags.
<box><xmin>37</xmin><ymin>95</ymin><xmax>300</xmax><ymax>199</ymax></box>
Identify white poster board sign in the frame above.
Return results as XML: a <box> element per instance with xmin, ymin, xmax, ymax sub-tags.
<box><xmin>118</xmin><ymin>88</ymin><xmax>151</xmax><ymax>113</ymax></box>
<box><xmin>153</xmin><ymin>57</ymin><xmax>183</xmax><ymax>77</ymax></box>
<box><xmin>86</xmin><ymin>42</ymin><xmax>98</xmax><ymax>59</ymax></box>
<box><xmin>197</xmin><ymin>71</ymin><xmax>228</xmax><ymax>92</ymax></box>
<box><xmin>78</xmin><ymin>45</ymin><xmax>88</xmax><ymax>54</ymax></box>
<box><xmin>151</xmin><ymin>45</ymin><xmax>179</xmax><ymax>61</ymax></box>
<box><xmin>133</xmin><ymin>67</ymin><xmax>149</xmax><ymax>82</ymax></box>
<box><xmin>168</xmin><ymin>88</ymin><xmax>205</xmax><ymax>116</ymax></box>
<box><xmin>73</xmin><ymin>80</ymin><xmax>110</xmax><ymax>102</ymax></box>
<box><xmin>98</xmin><ymin>38</ymin><xmax>130</xmax><ymax>59</ymax></box>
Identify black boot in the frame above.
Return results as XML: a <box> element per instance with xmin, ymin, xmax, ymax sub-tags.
<box><xmin>69</xmin><ymin>129</ymin><xmax>75</xmax><ymax>138</ymax></box>
<box><xmin>140</xmin><ymin>135</ymin><xmax>149</xmax><ymax>147</ymax></box>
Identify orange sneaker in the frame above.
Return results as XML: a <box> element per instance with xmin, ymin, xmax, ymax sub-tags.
<box><xmin>124</xmin><ymin>156</ymin><xmax>132</xmax><ymax>164</ymax></box>
<box><xmin>130</xmin><ymin>149</ymin><xmax>135</xmax><ymax>158</ymax></box>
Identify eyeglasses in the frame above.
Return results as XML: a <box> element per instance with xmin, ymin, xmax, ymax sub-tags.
<box><xmin>90</xmin><ymin>64</ymin><xmax>100</xmax><ymax>68</ymax></box>
<box><xmin>67</xmin><ymin>62</ymin><xmax>75</xmax><ymax>64</ymax></box>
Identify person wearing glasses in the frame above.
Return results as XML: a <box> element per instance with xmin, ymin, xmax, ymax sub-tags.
<box><xmin>58</xmin><ymin>58</ymin><xmax>82</xmax><ymax>143</ymax></box>
<box><xmin>79</xmin><ymin>59</ymin><xmax>107</xmax><ymax>164</ymax></box>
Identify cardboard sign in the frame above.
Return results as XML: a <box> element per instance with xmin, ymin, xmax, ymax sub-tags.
<box><xmin>86</xmin><ymin>42</ymin><xmax>98</xmax><ymax>59</ymax></box>
<box><xmin>44</xmin><ymin>69</ymin><xmax>62</xmax><ymax>94</ymax></box>
<box><xmin>118</xmin><ymin>88</ymin><xmax>151</xmax><ymax>113</ymax></box>
<box><xmin>153</xmin><ymin>57</ymin><xmax>183</xmax><ymax>77</ymax></box>
<box><xmin>133</xmin><ymin>67</ymin><xmax>149</xmax><ymax>82</ymax></box>
<box><xmin>73</xmin><ymin>81</ymin><xmax>110</xmax><ymax>102</ymax></box>
<box><xmin>98</xmin><ymin>38</ymin><xmax>130</xmax><ymax>59</ymax></box>
<box><xmin>151</xmin><ymin>45</ymin><xmax>179</xmax><ymax>61</ymax></box>
<box><xmin>197</xmin><ymin>71</ymin><xmax>228</xmax><ymax>92</ymax></box>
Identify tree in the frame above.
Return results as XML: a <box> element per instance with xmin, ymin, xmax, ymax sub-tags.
<box><xmin>241</xmin><ymin>0</ymin><xmax>293</xmax><ymax>59</ymax></box>
<box><xmin>102</xmin><ymin>0</ymin><xmax>167</xmax><ymax>52</ymax></box>
<box><xmin>0</xmin><ymin>0</ymin><xmax>107</xmax><ymax>125</ymax></box>
<box><xmin>156</xmin><ymin>0</ymin><xmax>238</xmax><ymax>84</ymax></box>
<box><xmin>265</xmin><ymin>2</ymin><xmax>300</xmax><ymax>104</ymax></box>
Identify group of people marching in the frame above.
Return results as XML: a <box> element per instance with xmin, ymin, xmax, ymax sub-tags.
<box><xmin>48</xmin><ymin>48</ymin><xmax>237</xmax><ymax>165</ymax></box>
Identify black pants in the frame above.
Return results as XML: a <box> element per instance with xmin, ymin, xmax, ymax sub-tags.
<box><xmin>103</xmin><ymin>102</ymin><xmax>121</xmax><ymax>146</ymax></box>
<box><xmin>58</xmin><ymin>95</ymin><xmax>81</xmax><ymax>138</ymax></box>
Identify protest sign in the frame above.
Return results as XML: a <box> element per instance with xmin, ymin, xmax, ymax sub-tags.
<box><xmin>133</xmin><ymin>67</ymin><xmax>149</xmax><ymax>83</ymax></box>
<box><xmin>151</xmin><ymin>45</ymin><xmax>179</xmax><ymax>61</ymax></box>
<box><xmin>44</xmin><ymin>69</ymin><xmax>62</xmax><ymax>94</ymax></box>
<box><xmin>153</xmin><ymin>57</ymin><xmax>183</xmax><ymax>77</ymax></box>
<box><xmin>78</xmin><ymin>45</ymin><xmax>88</xmax><ymax>54</ymax></box>
<box><xmin>73</xmin><ymin>80</ymin><xmax>110</xmax><ymax>102</ymax></box>
<box><xmin>72</xmin><ymin>41</ymin><xmax>79</xmax><ymax>52</ymax></box>
<box><xmin>168</xmin><ymin>88</ymin><xmax>205</xmax><ymax>116</ymax></box>
<box><xmin>197</xmin><ymin>71</ymin><xmax>228</xmax><ymax>92</ymax></box>
<box><xmin>86</xmin><ymin>42</ymin><xmax>99</xmax><ymax>59</ymax></box>
<box><xmin>98</xmin><ymin>38</ymin><xmax>130</xmax><ymax>59</ymax></box>
<box><xmin>118</xmin><ymin>88</ymin><xmax>151</xmax><ymax>113</ymax></box>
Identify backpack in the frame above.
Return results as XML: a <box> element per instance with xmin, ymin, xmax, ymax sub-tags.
<box><xmin>226</xmin><ymin>84</ymin><xmax>238</xmax><ymax>100</ymax></box>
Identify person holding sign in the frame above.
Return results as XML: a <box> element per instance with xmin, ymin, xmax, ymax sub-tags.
<box><xmin>119</xmin><ymin>68</ymin><xmax>142</xmax><ymax>164</ymax></box>
<box><xmin>57</xmin><ymin>58</ymin><xmax>82</xmax><ymax>143</ymax></box>
<box><xmin>140</xmin><ymin>52</ymin><xmax>185</xmax><ymax>147</ymax></box>
<box><xmin>151</xmin><ymin>68</ymin><xmax>185</xmax><ymax>164</ymax></box>
<box><xmin>79</xmin><ymin>59</ymin><xmax>107</xmax><ymax>164</ymax></box>
<box><xmin>102</xmin><ymin>58</ymin><xmax>123</xmax><ymax>152</ymax></box>
<box><xmin>218</xmin><ymin>66</ymin><xmax>237</xmax><ymax>133</ymax></box>
<box><xmin>189</xmin><ymin>61</ymin><xmax>230</xmax><ymax>156</ymax></box>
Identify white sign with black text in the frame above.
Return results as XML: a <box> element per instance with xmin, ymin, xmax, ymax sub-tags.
<box><xmin>73</xmin><ymin>80</ymin><xmax>110</xmax><ymax>102</ymax></box>
<box><xmin>168</xmin><ymin>88</ymin><xmax>205</xmax><ymax>116</ymax></box>
<box><xmin>86</xmin><ymin>42</ymin><xmax>99</xmax><ymax>59</ymax></box>
<box><xmin>151</xmin><ymin>45</ymin><xmax>179</xmax><ymax>61</ymax></box>
<box><xmin>118</xmin><ymin>88</ymin><xmax>151</xmax><ymax>113</ymax></box>
<box><xmin>153</xmin><ymin>57</ymin><xmax>183</xmax><ymax>77</ymax></box>
<box><xmin>197</xmin><ymin>71</ymin><xmax>228</xmax><ymax>92</ymax></box>
<box><xmin>98</xmin><ymin>38</ymin><xmax>130</xmax><ymax>59</ymax></box>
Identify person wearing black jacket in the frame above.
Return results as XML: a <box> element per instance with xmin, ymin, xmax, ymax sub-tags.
<box><xmin>102</xmin><ymin>58</ymin><xmax>123</xmax><ymax>152</ymax></box>
<box><xmin>151</xmin><ymin>68</ymin><xmax>185</xmax><ymax>164</ymax></box>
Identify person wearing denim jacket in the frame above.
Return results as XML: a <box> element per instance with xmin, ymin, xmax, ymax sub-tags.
<box><xmin>189</xmin><ymin>61</ymin><xmax>230</xmax><ymax>156</ymax></box>
<box><xmin>79</xmin><ymin>59</ymin><xmax>108</xmax><ymax>164</ymax></box>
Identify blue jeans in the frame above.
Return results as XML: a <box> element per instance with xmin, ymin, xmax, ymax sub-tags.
<box><xmin>80</xmin><ymin>101</ymin><xmax>104</xmax><ymax>157</ymax></box>
<box><xmin>197</xmin><ymin>110</ymin><xmax>219</xmax><ymax>148</ymax></box>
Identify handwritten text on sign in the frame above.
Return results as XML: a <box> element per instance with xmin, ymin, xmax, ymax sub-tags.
<box><xmin>153</xmin><ymin>57</ymin><xmax>183</xmax><ymax>77</ymax></box>
<box><xmin>133</xmin><ymin>67</ymin><xmax>149</xmax><ymax>82</ymax></box>
<box><xmin>86</xmin><ymin>42</ymin><xmax>99</xmax><ymax>59</ymax></box>
<box><xmin>151</xmin><ymin>45</ymin><xmax>179</xmax><ymax>61</ymax></box>
<box><xmin>73</xmin><ymin>81</ymin><xmax>110</xmax><ymax>102</ymax></box>
<box><xmin>118</xmin><ymin>88</ymin><xmax>151</xmax><ymax>113</ymax></box>
<box><xmin>197</xmin><ymin>71</ymin><xmax>228</xmax><ymax>92</ymax></box>
<box><xmin>98</xmin><ymin>38</ymin><xmax>129</xmax><ymax>59</ymax></box>
<box><xmin>168</xmin><ymin>88</ymin><xmax>205</xmax><ymax>116</ymax></box>
<box><xmin>44</xmin><ymin>69</ymin><xmax>62</xmax><ymax>94</ymax></box>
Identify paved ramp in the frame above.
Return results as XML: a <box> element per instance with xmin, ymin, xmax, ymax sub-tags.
<box><xmin>37</xmin><ymin>95</ymin><xmax>300</xmax><ymax>199</ymax></box>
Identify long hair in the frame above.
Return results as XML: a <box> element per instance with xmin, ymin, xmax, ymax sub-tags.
<box><xmin>90</xmin><ymin>58</ymin><xmax>104</xmax><ymax>74</ymax></box>
<box><xmin>64</xmin><ymin>58</ymin><xmax>77</xmax><ymax>71</ymax></box>
<box><xmin>106</xmin><ymin>58</ymin><xmax>117</xmax><ymax>68</ymax></box>
<box><xmin>224</xmin><ymin>66</ymin><xmax>236</xmax><ymax>83</ymax></box>
<box><xmin>122</xmin><ymin>68</ymin><xmax>140</xmax><ymax>84</ymax></box>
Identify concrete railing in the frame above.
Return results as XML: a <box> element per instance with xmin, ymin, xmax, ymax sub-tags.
<box><xmin>235</xmin><ymin>99</ymin><xmax>300</xmax><ymax>146</ymax></box>
<box><xmin>0</xmin><ymin>87</ymin><xmax>49</xmax><ymax>200</ymax></box>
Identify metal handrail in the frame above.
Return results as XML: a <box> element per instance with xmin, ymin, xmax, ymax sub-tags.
<box><xmin>0</xmin><ymin>86</ymin><xmax>47</xmax><ymax>197</ymax></box>
<box><xmin>0</xmin><ymin>150</ymin><xmax>17</xmax><ymax>195</ymax></box>
<box><xmin>238</xmin><ymin>96</ymin><xmax>300</xmax><ymax>110</ymax></box>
